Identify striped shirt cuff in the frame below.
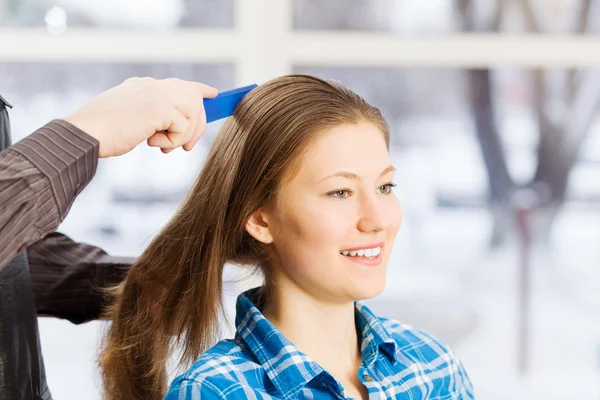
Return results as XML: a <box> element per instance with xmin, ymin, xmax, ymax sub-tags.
<box><xmin>10</xmin><ymin>119</ymin><xmax>99</xmax><ymax>220</ymax></box>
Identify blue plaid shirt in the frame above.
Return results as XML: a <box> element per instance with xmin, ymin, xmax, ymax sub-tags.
<box><xmin>165</xmin><ymin>287</ymin><xmax>474</xmax><ymax>399</ymax></box>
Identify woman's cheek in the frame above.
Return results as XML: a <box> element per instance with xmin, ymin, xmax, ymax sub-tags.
<box><xmin>388</xmin><ymin>197</ymin><xmax>403</xmax><ymax>232</ymax></box>
<box><xmin>310</xmin><ymin>208</ymin><xmax>350</xmax><ymax>240</ymax></box>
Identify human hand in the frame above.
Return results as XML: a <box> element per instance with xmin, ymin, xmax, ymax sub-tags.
<box><xmin>64</xmin><ymin>77</ymin><xmax>218</xmax><ymax>157</ymax></box>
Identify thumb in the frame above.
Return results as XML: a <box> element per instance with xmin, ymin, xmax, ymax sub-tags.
<box><xmin>196</xmin><ymin>83</ymin><xmax>218</xmax><ymax>99</ymax></box>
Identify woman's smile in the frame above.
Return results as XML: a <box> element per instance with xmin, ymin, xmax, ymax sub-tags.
<box><xmin>339</xmin><ymin>250</ymin><xmax>383</xmax><ymax>266</ymax></box>
<box><xmin>339</xmin><ymin>241</ymin><xmax>385</xmax><ymax>266</ymax></box>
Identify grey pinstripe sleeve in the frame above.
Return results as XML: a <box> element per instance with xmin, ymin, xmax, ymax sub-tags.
<box><xmin>0</xmin><ymin>119</ymin><xmax>99</xmax><ymax>270</ymax></box>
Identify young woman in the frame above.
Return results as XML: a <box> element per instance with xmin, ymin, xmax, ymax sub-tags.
<box><xmin>100</xmin><ymin>74</ymin><xmax>473</xmax><ymax>400</ymax></box>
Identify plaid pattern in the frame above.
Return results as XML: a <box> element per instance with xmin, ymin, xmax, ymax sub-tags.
<box><xmin>165</xmin><ymin>287</ymin><xmax>474</xmax><ymax>399</ymax></box>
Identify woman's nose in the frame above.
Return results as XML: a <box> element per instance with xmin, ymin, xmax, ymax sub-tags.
<box><xmin>357</xmin><ymin>195</ymin><xmax>387</xmax><ymax>233</ymax></box>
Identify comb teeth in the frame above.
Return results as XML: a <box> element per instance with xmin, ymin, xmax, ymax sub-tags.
<box><xmin>203</xmin><ymin>84</ymin><xmax>258</xmax><ymax>123</ymax></box>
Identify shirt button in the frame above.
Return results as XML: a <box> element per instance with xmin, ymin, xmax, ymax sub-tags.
<box><xmin>363</xmin><ymin>374</ymin><xmax>373</xmax><ymax>382</ymax></box>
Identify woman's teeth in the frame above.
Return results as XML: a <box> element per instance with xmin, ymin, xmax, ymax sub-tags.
<box><xmin>340</xmin><ymin>246</ymin><xmax>381</xmax><ymax>258</ymax></box>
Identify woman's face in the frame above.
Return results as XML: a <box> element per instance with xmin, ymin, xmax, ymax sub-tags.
<box><xmin>263</xmin><ymin>122</ymin><xmax>402</xmax><ymax>303</ymax></box>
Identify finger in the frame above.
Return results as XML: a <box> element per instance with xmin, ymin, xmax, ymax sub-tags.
<box><xmin>147</xmin><ymin>132</ymin><xmax>176</xmax><ymax>149</ymax></box>
<box><xmin>154</xmin><ymin>106</ymin><xmax>190</xmax><ymax>140</ymax></box>
<box><xmin>182</xmin><ymin>138</ymin><xmax>198</xmax><ymax>152</ymax></box>
<box><xmin>161</xmin><ymin>79</ymin><xmax>218</xmax><ymax>119</ymax></box>
<box><xmin>147</xmin><ymin>125</ymin><xmax>193</xmax><ymax>151</ymax></box>
<box><xmin>165</xmin><ymin>128</ymin><xmax>193</xmax><ymax>148</ymax></box>
<box><xmin>182</xmin><ymin>101</ymin><xmax>208</xmax><ymax>151</ymax></box>
<box><xmin>159</xmin><ymin>107</ymin><xmax>196</xmax><ymax>148</ymax></box>
<box><xmin>161</xmin><ymin>148</ymin><xmax>174</xmax><ymax>154</ymax></box>
<box><xmin>182</xmin><ymin>137</ymin><xmax>199</xmax><ymax>152</ymax></box>
<box><xmin>196</xmin><ymin>83</ymin><xmax>218</xmax><ymax>98</ymax></box>
<box><xmin>169</xmin><ymin>78</ymin><xmax>218</xmax><ymax>99</ymax></box>
<box><xmin>160</xmin><ymin>78</ymin><xmax>218</xmax><ymax>103</ymax></box>
<box><xmin>168</xmin><ymin>112</ymin><xmax>197</xmax><ymax>148</ymax></box>
<box><xmin>147</xmin><ymin>127</ymin><xmax>193</xmax><ymax>150</ymax></box>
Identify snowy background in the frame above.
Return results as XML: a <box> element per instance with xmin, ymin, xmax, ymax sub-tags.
<box><xmin>1</xmin><ymin>1</ymin><xmax>600</xmax><ymax>399</ymax></box>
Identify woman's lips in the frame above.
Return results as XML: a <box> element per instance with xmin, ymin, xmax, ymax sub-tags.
<box><xmin>340</xmin><ymin>251</ymin><xmax>383</xmax><ymax>266</ymax></box>
<box><xmin>341</xmin><ymin>241</ymin><xmax>385</xmax><ymax>252</ymax></box>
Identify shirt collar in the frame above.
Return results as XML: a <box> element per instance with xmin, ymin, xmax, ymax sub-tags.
<box><xmin>234</xmin><ymin>288</ymin><xmax>401</xmax><ymax>396</ymax></box>
<box><xmin>234</xmin><ymin>287</ymin><xmax>324</xmax><ymax>399</ymax></box>
<box><xmin>354</xmin><ymin>301</ymin><xmax>401</xmax><ymax>366</ymax></box>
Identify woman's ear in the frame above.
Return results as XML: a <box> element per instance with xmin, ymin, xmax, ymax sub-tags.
<box><xmin>245</xmin><ymin>208</ymin><xmax>274</xmax><ymax>244</ymax></box>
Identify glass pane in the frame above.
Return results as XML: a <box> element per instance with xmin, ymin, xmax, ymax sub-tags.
<box><xmin>293</xmin><ymin>0</ymin><xmax>599</xmax><ymax>35</ymax></box>
<box><xmin>0</xmin><ymin>0</ymin><xmax>234</xmax><ymax>29</ymax></box>
<box><xmin>293</xmin><ymin>0</ymin><xmax>459</xmax><ymax>33</ymax></box>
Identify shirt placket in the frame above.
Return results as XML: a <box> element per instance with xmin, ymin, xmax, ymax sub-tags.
<box><xmin>357</xmin><ymin>363</ymin><xmax>387</xmax><ymax>400</ymax></box>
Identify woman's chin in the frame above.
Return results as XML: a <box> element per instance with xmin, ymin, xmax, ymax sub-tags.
<box><xmin>348</xmin><ymin>277</ymin><xmax>387</xmax><ymax>302</ymax></box>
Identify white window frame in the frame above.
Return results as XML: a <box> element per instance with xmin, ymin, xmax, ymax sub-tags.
<box><xmin>0</xmin><ymin>0</ymin><xmax>599</xmax><ymax>86</ymax></box>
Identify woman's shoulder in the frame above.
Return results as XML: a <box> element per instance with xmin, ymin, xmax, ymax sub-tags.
<box><xmin>378</xmin><ymin>316</ymin><xmax>463</xmax><ymax>365</ymax></box>
<box><xmin>165</xmin><ymin>339</ymin><xmax>264</xmax><ymax>399</ymax></box>
<box><xmin>378</xmin><ymin>317</ymin><xmax>474</xmax><ymax>397</ymax></box>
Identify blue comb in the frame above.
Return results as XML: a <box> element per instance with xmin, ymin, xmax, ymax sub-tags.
<box><xmin>203</xmin><ymin>84</ymin><xmax>258</xmax><ymax>123</ymax></box>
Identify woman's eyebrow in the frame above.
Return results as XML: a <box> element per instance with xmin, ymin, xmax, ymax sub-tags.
<box><xmin>318</xmin><ymin>165</ymin><xmax>396</xmax><ymax>182</ymax></box>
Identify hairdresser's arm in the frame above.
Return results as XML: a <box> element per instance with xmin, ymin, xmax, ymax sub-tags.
<box><xmin>28</xmin><ymin>232</ymin><xmax>134</xmax><ymax>324</ymax></box>
<box><xmin>0</xmin><ymin>120</ymin><xmax>99</xmax><ymax>270</ymax></box>
<box><xmin>0</xmin><ymin>77</ymin><xmax>217</xmax><ymax>271</ymax></box>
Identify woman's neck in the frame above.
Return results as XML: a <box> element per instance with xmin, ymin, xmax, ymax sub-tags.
<box><xmin>261</xmin><ymin>283</ymin><xmax>363</xmax><ymax>380</ymax></box>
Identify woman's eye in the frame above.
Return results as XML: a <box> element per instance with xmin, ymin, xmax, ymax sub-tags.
<box><xmin>378</xmin><ymin>183</ymin><xmax>397</xmax><ymax>194</ymax></box>
<box><xmin>330</xmin><ymin>189</ymin><xmax>350</xmax><ymax>199</ymax></box>
<box><xmin>330</xmin><ymin>183</ymin><xmax>396</xmax><ymax>198</ymax></box>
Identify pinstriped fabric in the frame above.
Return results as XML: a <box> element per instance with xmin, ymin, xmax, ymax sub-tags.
<box><xmin>0</xmin><ymin>119</ymin><xmax>99</xmax><ymax>270</ymax></box>
<box><xmin>165</xmin><ymin>287</ymin><xmax>474</xmax><ymax>400</ymax></box>
<box><xmin>0</xmin><ymin>118</ymin><xmax>131</xmax><ymax>322</ymax></box>
<box><xmin>27</xmin><ymin>232</ymin><xmax>133</xmax><ymax>323</ymax></box>
<box><xmin>0</xmin><ymin>113</ymin><xmax>131</xmax><ymax>400</ymax></box>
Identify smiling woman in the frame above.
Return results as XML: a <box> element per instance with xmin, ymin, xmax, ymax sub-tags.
<box><xmin>99</xmin><ymin>74</ymin><xmax>474</xmax><ymax>400</ymax></box>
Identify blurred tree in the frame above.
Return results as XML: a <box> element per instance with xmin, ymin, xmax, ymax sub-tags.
<box><xmin>461</xmin><ymin>0</ymin><xmax>600</xmax><ymax>247</ymax></box>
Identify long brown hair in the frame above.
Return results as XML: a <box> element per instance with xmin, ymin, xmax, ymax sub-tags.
<box><xmin>99</xmin><ymin>74</ymin><xmax>390</xmax><ymax>399</ymax></box>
